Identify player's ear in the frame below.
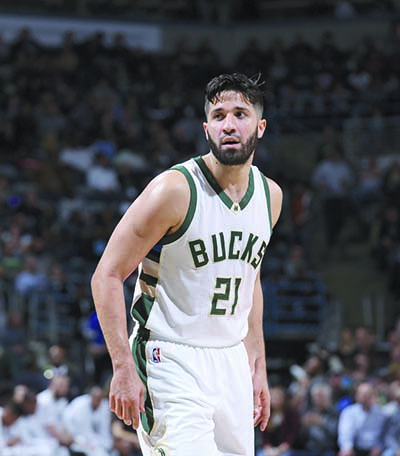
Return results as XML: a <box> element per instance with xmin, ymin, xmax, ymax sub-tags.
<box><xmin>203</xmin><ymin>122</ymin><xmax>209</xmax><ymax>139</ymax></box>
<box><xmin>257</xmin><ymin>119</ymin><xmax>267</xmax><ymax>139</ymax></box>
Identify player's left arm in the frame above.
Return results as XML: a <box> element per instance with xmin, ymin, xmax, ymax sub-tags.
<box><xmin>244</xmin><ymin>271</ymin><xmax>270</xmax><ymax>431</ymax></box>
<box><xmin>244</xmin><ymin>176</ymin><xmax>283</xmax><ymax>431</ymax></box>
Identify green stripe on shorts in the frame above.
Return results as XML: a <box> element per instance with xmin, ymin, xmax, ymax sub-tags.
<box><xmin>132</xmin><ymin>327</ymin><xmax>154</xmax><ymax>434</ymax></box>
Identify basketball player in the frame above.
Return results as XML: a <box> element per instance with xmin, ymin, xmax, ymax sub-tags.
<box><xmin>91</xmin><ymin>73</ymin><xmax>283</xmax><ymax>455</ymax></box>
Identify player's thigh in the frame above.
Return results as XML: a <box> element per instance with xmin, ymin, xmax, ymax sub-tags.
<box><xmin>214</xmin><ymin>343</ymin><xmax>254</xmax><ymax>456</ymax></box>
<box><xmin>139</xmin><ymin>341</ymin><xmax>222</xmax><ymax>456</ymax></box>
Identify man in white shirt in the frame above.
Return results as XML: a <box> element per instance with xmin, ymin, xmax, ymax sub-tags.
<box><xmin>0</xmin><ymin>401</ymin><xmax>23</xmax><ymax>454</ymax></box>
<box><xmin>36</xmin><ymin>374</ymin><xmax>73</xmax><ymax>453</ymax></box>
<box><xmin>338</xmin><ymin>382</ymin><xmax>386</xmax><ymax>456</ymax></box>
<box><xmin>62</xmin><ymin>385</ymin><xmax>113</xmax><ymax>456</ymax></box>
<box><xmin>18</xmin><ymin>388</ymin><xmax>69</xmax><ymax>456</ymax></box>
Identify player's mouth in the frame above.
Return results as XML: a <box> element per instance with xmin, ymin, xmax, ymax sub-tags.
<box><xmin>221</xmin><ymin>136</ymin><xmax>241</xmax><ymax>147</ymax></box>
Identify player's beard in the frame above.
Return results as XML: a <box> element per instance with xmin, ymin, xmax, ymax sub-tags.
<box><xmin>207</xmin><ymin>127</ymin><xmax>259</xmax><ymax>166</ymax></box>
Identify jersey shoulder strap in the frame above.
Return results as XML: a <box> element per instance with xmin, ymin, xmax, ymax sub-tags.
<box><xmin>160</xmin><ymin>162</ymin><xmax>197</xmax><ymax>245</ymax></box>
<box><xmin>257</xmin><ymin>169</ymin><xmax>273</xmax><ymax>233</ymax></box>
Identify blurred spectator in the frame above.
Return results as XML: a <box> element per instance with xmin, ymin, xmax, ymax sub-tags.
<box><xmin>86</xmin><ymin>151</ymin><xmax>121</xmax><ymax>194</ymax></box>
<box><xmin>0</xmin><ymin>400</ymin><xmax>24</xmax><ymax>453</ymax></box>
<box><xmin>0</xmin><ymin>343</ymin><xmax>15</xmax><ymax>398</ymax></box>
<box><xmin>113</xmin><ymin>148</ymin><xmax>149</xmax><ymax>197</ymax></box>
<box><xmin>388</xmin><ymin>250</ymin><xmax>400</xmax><ymax>298</ymax></box>
<box><xmin>37</xmin><ymin>374</ymin><xmax>70</xmax><ymax>417</ymax></box>
<box><xmin>62</xmin><ymin>385</ymin><xmax>113</xmax><ymax>456</ymax></box>
<box><xmin>16</xmin><ymin>387</ymin><xmax>65</xmax><ymax>455</ymax></box>
<box><xmin>36</xmin><ymin>375</ymin><xmax>73</xmax><ymax>453</ymax></box>
<box><xmin>385</xmin><ymin>343</ymin><xmax>400</xmax><ymax>383</ymax></box>
<box><xmin>283</xmin><ymin>244</ymin><xmax>313</xmax><ymax>280</ymax></box>
<box><xmin>289</xmin><ymin>354</ymin><xmax>330</xmax><ymax>412</ymax></box>
<box><xmin>58</xmin><ymin>131</ymin><xmax>96</xmax><ymax>176</ymax></box>
<box><xmin>289</xmin><ymin>181</ymin><xmax>315</xmax><ymax>261</ymax></box>
<box><xmin>334</xmin><ymin>327</ymin><xmax>357</xmax><ymax>371</ymax></box>
<box><xmin>46</xmin><ymin>262</ymin><xmax>72</xmax><ymax>295</ymax></box>
<box><xmin>14</xmin><ymin>255</ymin><xmax>47</xmax><ymax>297</ymax></box>
<box><xmin>371</xmin><ymin>205</ymin><xmax>400</xmax><ymax>271</ymax></box>
<box><xmin>351</xmin><ymin>156</ymin><xmax>383</xmax><ymax>235</ymax></box>
<box><xmin>8</xmin><ymin>27</ymin><xmax>41</xmax><ymax>60</ymax></box>
<box><xmin>338</xmin><ymin>382</ymin><xmax>386</xmax><ymax>456</ymax></box>
<box><xmin>382</xmin><ymin>380</ymin><xmax>400</xmax><ymax>416</ymax></box>
<box><xmin>347</xmin><ymin>62</ymin><xmax>372</xmax><ymax>94</ymax></box>
<box><xmin>0</xmin><ymin>311</ymin><xmax>27</xmax><ymax>371</ymax></box>
<box><xmin>294</xmin><ymin>382</ymin><xmax>339</xmax><ymax>456</ymax></box>
<box><xmin>172</xmin><ymin>104</ymin><xmax>204</xmax><ymax>156</ymax></box>
<box><xmin>380</xmin><ymin>385</ymin><xmax>400</xmax><ymax>456</ymax></box>
<box><xmin>15</xmin><ymin>186</ymin><xmax>44</xmax><ymax>235</ymax></box>
<box><xmin>334</xmin><ymin>0</ymin><xmax>357</xmax><ymax>19</ymax></box>
<box><xmin>353</xmin><ymin>326</ymin><xmax>385</xmax><ymax>375</ymax></box>
<box><xmin>381</xmin><ymin>161</ymin><xmax>400</xmax><ymax>209</ymax></box>
<box><xmin>43</xmin><ymin>344</ymin><xmax>85</xmax><ymax>399</ymax></box>
<box><xmin>387</xmin><ymin>316</ymin><xmax>400</xmax><ymax>349</ymax></box>
<box><xmin>350</xmin><ymin>353</ymin><xmax>375</xmax><ymax>384</ymax></box>
<box><xmin>13</xmin><ymin>349</ymin><xmax>48</xmax><ymax>393</ymax></box>
<box><xmin>312</xmin><ymin>146</ymin><xmax>355</xmax><ymax>254</ymax></box>
<box><xmin>36</xmin><ymin>92</ymin><xmax>67</xmax><ymax>138</ymax></box>
<box><xmin>315</xmin><ymin>125</ymin><xmax>342</xmax><ymax>164</ymax></box>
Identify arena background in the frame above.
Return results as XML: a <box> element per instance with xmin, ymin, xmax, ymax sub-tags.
<box><xmin>0</xmin><ymin>0</ymin><xmax>400</xmax><ymax>411</ymax></box>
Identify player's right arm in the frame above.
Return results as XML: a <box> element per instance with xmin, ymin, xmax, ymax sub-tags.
<box><xmin>91</xmin><ymin>169</ymin><xmax>189</xmax><ymax>429</ymax></box>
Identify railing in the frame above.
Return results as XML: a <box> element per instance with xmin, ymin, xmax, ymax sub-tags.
<box><xmin>0</xmin><ymin>279</ymin><xmax>75</xmax><ymax>343</ymax></box>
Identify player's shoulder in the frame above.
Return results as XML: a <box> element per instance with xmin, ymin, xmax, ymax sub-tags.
<box><xmin>146</xmin><ymin>163</ymin><xmax>192</xmax><ymax>198</ymax></box>
<box><xmin>265</xmin><ymin>176</ymin><xmax>283</xmax><ymax>199</ymax></box>
<box><xmin>255</xmin><ymin>170</ymin><xmax>283</xmax><ymax>226</ymax></box>
<box><xmin>255</xmin><ymin>168</ymin><xmax>283</xmax><ymax>199</ymax></box>
<box><xmin>136</xmin><ymin>162</ymin><xmax>194</xmax><ymax>226</ymax></box>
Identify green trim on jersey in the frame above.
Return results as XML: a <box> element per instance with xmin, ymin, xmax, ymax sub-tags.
<box><xmin>132</xmin><ymin>328</ymin><xmax>154</xmax><ymax>434</ymax></box>
<box><xmin>140</xmin><ymin>271</ymin><xmax>158</xmax><ymax>287</ymax></box>
<box><xmin>161</xmin><ymin>165</ymin><xmax>197</xmax><ymax>245</ymax></box>
<box><xmin>131</xmin><ymin>294</ymin><xmax>155</xmax><ymax>327</ymax></box>
<box><xmin>260</xmin><ymin>173</ymin><xmax>272</xmax><ymax>233</ymax></box>
<box><xmin>194</xmin><ymin>156</ymin><xmax>254</xmax><ymax>211</ymax></box>
<box><xmin>146</xmin><ymin>247</ymin><xmax>161</xmax><ymax>263</ymax></box>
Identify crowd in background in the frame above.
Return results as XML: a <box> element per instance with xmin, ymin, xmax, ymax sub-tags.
<box><xmin>1</xmin><ymin>322</ymin><xmax>400</xmax><ymax>455</ymax></box>
<box><xmin>7</xmin><ymin>0</ymin><xmax>399</xmax><ymax>23</ymax></box>
<box><xmin>0</xmin><ymin>14</ymin><xmax>400</xmax><ymax>456</ymax></box>
<box><xmin>255</xmin><ymin>322</ymin><xmax>400</xmax><ymax>456</ymax></box>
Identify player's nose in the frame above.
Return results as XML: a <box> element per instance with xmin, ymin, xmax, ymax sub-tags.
<box><xmin>222</xmin><ymin>113</ymin><xmax>237</xmax><ymax>133</ymax></box>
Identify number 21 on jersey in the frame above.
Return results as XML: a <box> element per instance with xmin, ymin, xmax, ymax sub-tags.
<box><xmin>210</xmin><ymin>277</ymin><xmax>242</xmax><ymax>316</ymax></box>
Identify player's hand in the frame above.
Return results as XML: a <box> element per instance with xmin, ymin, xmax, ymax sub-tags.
<box><xmin>252</xmin><ymin>368</ymin><xmax>270</xmax><ymax>432</ymax></box>
<box><xmin>109</xmin><ymin>365</ymin><xmax>145</xmax><ymax>429</ymax></box>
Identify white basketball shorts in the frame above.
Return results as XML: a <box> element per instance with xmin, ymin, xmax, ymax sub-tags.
<box><xmin>131</xmin><ymin>335</ymin><xmax>254</xmax><ymax>456</ymax></box>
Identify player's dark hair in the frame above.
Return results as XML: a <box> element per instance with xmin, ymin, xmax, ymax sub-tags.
<box><xmin>204</xmin><ymin>73</ymin><xmax>264</xmax><ymax>116</ymax></box>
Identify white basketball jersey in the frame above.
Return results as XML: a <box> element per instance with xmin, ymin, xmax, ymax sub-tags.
<box><xmin>131</xmin><ymin>156</ymin><xmax>272</xmax><ymax>347</ymax></box>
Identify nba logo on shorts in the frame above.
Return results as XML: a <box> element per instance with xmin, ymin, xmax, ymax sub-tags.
<box><xmin>152</xmin><ymin>347</ymin><xmax>161</xmax><ymax>363</ymax></box>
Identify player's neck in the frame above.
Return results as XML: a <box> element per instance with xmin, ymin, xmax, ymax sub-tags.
<box><xmin>203</xmin><ymin>153</ymin><xmax>252</xmax><ymax>202</ymax></box>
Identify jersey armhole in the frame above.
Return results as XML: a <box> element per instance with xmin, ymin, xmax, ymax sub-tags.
<box><xmin>260</xmin><ymin>173</ymin><xmax>273</xmax><ymax>233</ymax></box>
<box><xmin>160</xmin><ymin>165</ymin><xmax>197</xmax><ymax>245</ymax></box>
